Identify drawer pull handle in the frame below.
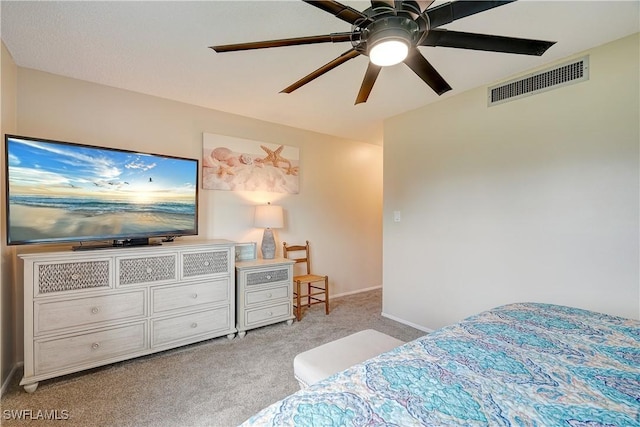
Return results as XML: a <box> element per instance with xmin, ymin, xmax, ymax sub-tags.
<box><xmin>266</xmin><ymin>275</ymin><xmax>272</xmax><ymax>280</ymax></box>
<box><xmin>191</xmin><ymin>322</ymin><xmax>198</xmax><ymax>328</ymax></box>
<box><xmin>204</xmin><ymin>261</ymin><xmax>210</xmax><ymax>267</ymax></box>
<box><xmin>91</xmin><ymin>343</ymin><xmax>100</xmax><ymax>350</ymax></box>
<box><xmin>267</xmin><ymin>311</ymin><xmax>273</xmax><ymax>317</ymax></box>
<box><xmin>266</xmin><ymin>293</ymin><xmax>272</xmax><ymax>298</ymax></box>
<box><xmin>192</xmin><ymin>293</ymin><xmax>198</xmax><ymax>299</ymax></box>
<box><xmin>146</xmin><ymin>267</ymin><xmax>153</xmax><ymax>274</ymax></box>
<box><xmin>71</xmin><ymin>274</ymin><xmax>80</xmax><ymax>280</ymax></box>
<box><xmin>91</xmin><ymin>307</ymin><xmax>100</xmax><ymax>314</ymax></box>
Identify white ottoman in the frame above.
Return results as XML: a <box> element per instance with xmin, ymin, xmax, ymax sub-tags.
<box><xmin>293</xmin><ymin>329</ymin><xmax>404</xmax><ymax>388</ymax></box>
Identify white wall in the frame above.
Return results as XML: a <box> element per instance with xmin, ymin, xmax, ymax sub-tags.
<box><xmin>8</xmin><ymin>68</ymin><xmax>383</xmax><ymax>362</ymax></box>
<box><xmin>383</xmin><ymin>34</ymin><xmax>640</xmax><ymax>330</ymax></box>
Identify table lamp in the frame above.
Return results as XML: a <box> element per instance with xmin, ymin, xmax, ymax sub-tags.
<box><xmin>254</xmin><ymin>202</ymin><xmax>284</xmax><ymax>259</ymax></box>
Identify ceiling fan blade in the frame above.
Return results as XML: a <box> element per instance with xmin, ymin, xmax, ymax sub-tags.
<box><xmin>427</xmin><ymin>0</ymin><xmax>516</xmax><ymax>29</ymax></box>
<box><xmin>303</xmin><ymin>0</ymin><xmax>372</xmax><ymax>25</ymax></box>
<box><xmin>422</xmin><ymin>29</ymin><xmax>556</xmax><ymax>56</ymax></box>
<box><xmin>211</xmin><ymin>32</ymin><xmax>355</xmax><ymax>53</ymax></box>
<box><xmin>372</xmin><ymin>1</ymin><xmax>424</xmax><ymax>21</ymax></box>
<box><xmin>397</xmin><ymin>1</ymin><xmax>421</xmax><ymax>19</ymax></box>
<box><xmin>355</xmin><ymin>63</ymin><xmax>382</xmax><ymax>105</ymax></box>
<box><xmin>416</xmin><ymin>0</ymin><xmax>435</xmax><ymax>11</ymax></box>
<box><xmin>373</xmin><ymin>1</ymin><xmax>431</xmax><ymax>12</ymax></box>
<box><xmin>402</xmin><ymin>0</ymin><xmax>434</xmax><ymax>12</ymax></box>
<box><xmin>281</xmin><ymin>49</ymin><xmax>361</xmax><ymax>94</ymax></box>
<box><xmin>403</xmin><ymin>49</ymin><xmax>452</xmax><ymax>95</ymax></box>
<box><xmin>370</xmin><ymin>0</ymin><xmax>398</xmax><ymax>10</ymax></box>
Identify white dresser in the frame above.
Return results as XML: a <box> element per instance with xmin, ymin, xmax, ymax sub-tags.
<box><xmin>235</xmin><ymin>257</ymin><xmax>295</xmax><ymax>337</ymax></box>
<box><xmin>19</xmin><ymin>239</ymin><xmax>237</xmax><ymax>393</ymax></box>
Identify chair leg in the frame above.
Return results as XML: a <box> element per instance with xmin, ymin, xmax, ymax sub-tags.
<box><xmin>307</xmin><ymin>282</ymin><xmax>312</xmax><ymax>307</ymax></box>
<box><xmin>295</xmin><ymin>280</ymin><xmax>302</xmax><ymax>321</ymax></box>
<box><xmin>324</xmin><ymin>276</ymin><xmax>329</xmax><ymax>315</ymax></box>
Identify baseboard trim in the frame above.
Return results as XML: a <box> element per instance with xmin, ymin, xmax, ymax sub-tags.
<box><xmin>331</xmin><ymin>285</ymin><xmax>381</xmax><ymax>299</ymax></box>
<box><xmin>333</xmin><ymin>288</ymin><xmax>434</xmax><ymax>334</ymax></box>
<box><xmin>381</xmin><ymin>312</ymin><xmax>433</xmax><ymax>333</ymax></box>
<box><xmin>1</xmin><ymin>362</ymin><xmax>22</xmax><ymax>396</ymax></box>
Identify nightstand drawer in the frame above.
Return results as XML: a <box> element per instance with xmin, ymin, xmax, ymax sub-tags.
<box><xmin>152</xmin><ymin>279</ymin><xmax>229</xmax><ymax>314</ymax></box>
<box><xmin>245</xmin><ymin>284</ymin><xmax>290</xmax><ymax>306</ymax></box>
<box><xmin>152</xmin><ymin>307</ymin><xmax>230</xmax><ymax>347</ymax></box>
<box><xmin>245</xmin><ymin>268</ymin><xmax>289</xmax><ymax>286</ymax></box>
<box><xmin>35</xmin><ymin>322</ymin><xmax>146</xmax><ymax>374</ymax></box>
<box><xmin>34</xmin><ymin>291</ymin><xmax>145</xmax><ymax>335</ymax></box>
<box><xmin>245</xmin><ymin>302</ymin><xmax>291</xmax><ymax>326</ymax></box>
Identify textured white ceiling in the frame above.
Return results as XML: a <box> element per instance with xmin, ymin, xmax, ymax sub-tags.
<box><xmin>1</xmin><ymin>1</ymin><xmax>638</xmax><ymax>144</ymax></box>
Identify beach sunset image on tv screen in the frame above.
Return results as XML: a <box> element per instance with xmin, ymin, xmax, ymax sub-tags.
<box><xmin>5</xmin><ymin>136</ymin><xmax>198</xmax><ymax>245</ymax></box>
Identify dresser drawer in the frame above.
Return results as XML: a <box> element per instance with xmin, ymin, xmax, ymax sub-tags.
<box><xmin>152</xmin><ymin>279</ymin><xmax>229</xmax><ymax>314</ymax></box>
<box><xmin>245</xmin><ymin>267</ymin><xmax>290</xmax><ymax>286</ymax></box>
<box><xmin>152</xmin><ymin>307</ymin><xmax>230</xmax><ymax>347</ymax></box>
<box><xmin>35</xmin><ymin>259</ymin><xmax>112</xmax><ymax>296</ymax></box>
<box><xmin>181</xmin><ymin>249</ymin><xmax>229</xmax><ymax>279</ymax></box>
<box><xmin>34</xmin><ymin>291</ymin><xmax>145</xmax><ymax>335</ymax></box>
<box><xmin>116</xmin><ymin>254</ymin><xmax>177</xmax><ymax>286</ymax></box>
<box><xmin>245</xmin><ymin>284</ymin><xmax>290</xmax><ymax>306</ymax></box>
<box><xmin>245</xmin><ymin>302</ymin><xmax>291</xmax><ymax>327</ymax></box>
<box><xmin>35</xmin><ymin>322</ymin><xmax>146</xmax><ymax>375</ymax></box>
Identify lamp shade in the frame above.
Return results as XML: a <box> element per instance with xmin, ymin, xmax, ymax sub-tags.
<box><xmin>254</xmin><ymin>203</ymin><xmax>284</xmax><ymax>229</ymax></box>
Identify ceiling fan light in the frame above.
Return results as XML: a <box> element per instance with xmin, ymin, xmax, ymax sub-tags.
<box><xmin>369</xmin><ymin>39</ymin><xmax>409</xmax><ymax>66</ymax></box>
<box><xmin>366</xmin><ymin>17</ymin><xmax>414</xmax><ymax>67</ymax></box>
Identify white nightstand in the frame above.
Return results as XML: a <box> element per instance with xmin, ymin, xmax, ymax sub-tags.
<box><xmin>235</xmin><ymin>257</ymin><xmax>296</xmax><ymax>337</ymax></box>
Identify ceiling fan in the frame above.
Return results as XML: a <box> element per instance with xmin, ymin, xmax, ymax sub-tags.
<box><xmin>210</xmin><ymin>0</ymin><xmax>556</xmax><ymax>104</ymax></box>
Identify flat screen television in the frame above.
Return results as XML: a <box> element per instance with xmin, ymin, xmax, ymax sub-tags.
<box><xmin>4</xmin><ymin>134</ymin><xmax>199</xmax><ymax>249</ymax></box>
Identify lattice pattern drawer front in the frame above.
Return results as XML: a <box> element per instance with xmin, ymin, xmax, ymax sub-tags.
<box><xmin>182</xmin><ymin>250</ymin><xmax>228</xmax><ymax>278</ymax></box>
<box><xmin>118</xmin><ymin>255</ymin><xmax>176</xmax><ymax>285</ymax></box>
<box><xmin>37</xmin><ymin>261</ymin><xmax>111</xmax><ymax>294</ymax></box>
<box><xmin>246</xmin><ymin>268</ymin><xmax>289</xmax><ymax>286</ymax></box>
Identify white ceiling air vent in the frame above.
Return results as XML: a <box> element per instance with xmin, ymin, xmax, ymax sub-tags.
<box><xmin>488</xmin><ymin>56</ymin><xmax>589</xmax><ymax>106</ymax></box>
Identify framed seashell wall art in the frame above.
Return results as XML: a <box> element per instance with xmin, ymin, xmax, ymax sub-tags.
<box><xmin>202</xmin><ymin>133</ymin><xmax>299</xmax><ymax>193</ymax></box>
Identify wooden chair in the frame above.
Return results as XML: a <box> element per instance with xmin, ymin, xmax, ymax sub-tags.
<box><xmin>283</xmin><ymin>241</ymin><xmax>329</xmax><ymax>321</ymax></box>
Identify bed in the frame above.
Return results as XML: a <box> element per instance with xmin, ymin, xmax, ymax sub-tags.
<box><xmin>241</xmin><ymin>302</ymin><xmax>639</xmax><ymax>426</ymax></box>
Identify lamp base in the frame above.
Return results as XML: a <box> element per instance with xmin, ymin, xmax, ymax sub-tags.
<box><xmin>261</xmin><ymin>228</ymin><xmax>276</xmax><ymax>259</ymax></box>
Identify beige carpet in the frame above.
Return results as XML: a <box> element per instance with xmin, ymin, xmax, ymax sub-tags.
<box><xmin>1</xmin><ymin>289</ymin><xmax>425</xmax><ymax>427</ymax></box>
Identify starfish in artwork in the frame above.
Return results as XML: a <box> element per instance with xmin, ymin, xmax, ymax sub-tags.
<box><xmin>285</xmin><ymin>166</ymin><xmax>299</xmax><ymax>176</ymax></box>
<box><xmin>216</xmin><ymin>165</ymin><xmax>235</xmax><ymax>178</ymax></box>
<box><xmin>260</xmin><ymin>145</ymin><xmax>291</xmax><ymax>169</ymax></box>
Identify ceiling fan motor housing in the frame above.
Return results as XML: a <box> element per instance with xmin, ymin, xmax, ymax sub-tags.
<box><xmin>359</xmin><ymin>16</ymin><xmax>420</xmax><ymax>56</ymax></box>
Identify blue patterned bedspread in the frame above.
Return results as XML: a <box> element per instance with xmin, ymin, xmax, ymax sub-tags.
<box><xmin>241</xmin><ymin>303</ymin><xmax>640</xmax><ymax>426</ymax></box>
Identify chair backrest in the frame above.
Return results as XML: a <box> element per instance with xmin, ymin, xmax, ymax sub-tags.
<box><xmin>283</xmin><ymin>240</ymin><xmax>312</xmax><ymax>275</ymax></box>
